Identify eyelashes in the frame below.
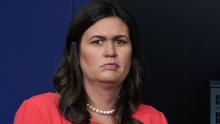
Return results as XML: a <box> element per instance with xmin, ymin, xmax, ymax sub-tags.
<box><xmin>91</xmin><ymin>39</ymin><xmax>103</xmax><ymax>45</ymax></box>
<box><xmin>115</xmin><ymin>40</ymin><xmax>128</xmax><ymax>45</ymax></box>
<box><xmin>91</xmin><ymin>39</ymin><xmax>129</xmax><ymax>46</ymax></box>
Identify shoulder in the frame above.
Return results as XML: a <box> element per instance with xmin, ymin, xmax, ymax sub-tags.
<box><xmin>134</xmin><ymin>104</ymin><xmax>161</xmax><ymax>115</ymax></box>
<box><xmin>20</xmin><ymin>92</ymin><xmax>59</xmax><ymax>113</ymax></box>
<box><xmin>14</xmin><ymin>92</ymin><xmax>67</xmax><ymax>124</ymax></box>
<box><xmin>25</xmin><ymin>92</ymin><xmax>59</xmax><ymax>107</ymax></box>
<box><xmin>132</xmin><ymin>104</ymin><xmax>168</xmax><ymax>124</ymax></box>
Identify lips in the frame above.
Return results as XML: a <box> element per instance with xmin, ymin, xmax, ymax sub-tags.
<box><xmin>101</xmin><ymin>63</ymin><xmax>119</xmax><ymax>70</ymax></box>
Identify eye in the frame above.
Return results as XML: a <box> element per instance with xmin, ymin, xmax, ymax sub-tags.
<box><xmin>92</xmin><ymin>39</ymin><xmax>103</xmax><ymax>45</ymax></box>
<box><xmin>115</xmin><ymin>39</ymin><xmax>127</xmax><ymax>46</ymax></box>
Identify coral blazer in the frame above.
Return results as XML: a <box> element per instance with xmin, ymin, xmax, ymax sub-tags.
<box><xmin>14</xmin><ymin>92</ymin><xmax>168</xmax><ymax>124</ymax></box>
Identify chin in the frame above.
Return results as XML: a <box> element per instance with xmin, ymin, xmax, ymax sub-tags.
<box><xmin>98</xmin><ymin>73</ymin><xmax>125</xmax><ymax>84</ymax></box>
<box><xmin>99</xmin><ymin>77</ymin><xmax>121</xmax><ymax>83</ymax></box>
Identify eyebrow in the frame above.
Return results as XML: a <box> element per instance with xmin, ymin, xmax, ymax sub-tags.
<box><xmin>89</xmin><ymin>35</ymin><xmax>129</xmax><ymax>41</ymax></box>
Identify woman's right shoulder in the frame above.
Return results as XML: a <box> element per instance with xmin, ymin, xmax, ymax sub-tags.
<box><xmin>18</xmin><ymin>92</ymin><xmax>59</xmax><ymax>110</ymax></box>
<box><xmin>14</xmin><ymin>92</ymin><xmax>66</xmax><ymax>124</ymax></box>
<box><xmin>24</xmin><ymin>92</ymin><xmax>59</xmax><ymax>106</ymax></box>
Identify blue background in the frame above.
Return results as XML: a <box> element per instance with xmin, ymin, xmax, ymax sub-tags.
<box><xmin>0</xmin><ymin>0</ymin><xmax>89</xmax><ymax>124</ymax></box>
<box><xmin>1</xmin><ymin>0</ymin><xmax>220</xmax><ymax>124</ymax></box>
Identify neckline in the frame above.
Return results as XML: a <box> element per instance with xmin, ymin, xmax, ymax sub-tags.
<box><xmin>49</xmin><ymin>92</ymin><xmax>143</xmax><ymax>124</ymax></box>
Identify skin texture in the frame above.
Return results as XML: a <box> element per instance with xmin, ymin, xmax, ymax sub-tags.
<box><xmin>80</xmin><ymin>16</ymin><xmax>132</xmax><ymax>86</ymax></box>
<box><xmin>79</xmin><ymin>16</ymin><xmax>132</xmax><ymax>124</ymax></box>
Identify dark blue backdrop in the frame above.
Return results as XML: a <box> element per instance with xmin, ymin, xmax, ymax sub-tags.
<box><xmin>2</xmin><ymin>0</ymin><xmax>219</xmax><ymax>124</ymax></box>
<box><xmin>0</xmin><ymin>0</ymin><xmax>89</xmax><ymax>124</ymax></box>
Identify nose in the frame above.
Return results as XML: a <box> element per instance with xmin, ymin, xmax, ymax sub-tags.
<box><xmin>104</xmin><ymin>41</ymin><xmax>117</xmax><ymax>58</ymax></box>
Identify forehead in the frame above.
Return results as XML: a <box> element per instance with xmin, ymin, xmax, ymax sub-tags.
<box><xmin>83</xmin><ymin>16</ymin><xmax>129</xmax><ymax>37</ymax></box>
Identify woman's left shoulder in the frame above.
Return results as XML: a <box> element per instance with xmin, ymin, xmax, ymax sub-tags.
<box><xmin>135</xmin><ymin>104</ymin><xmax>161</xmax><ymax>114</ymax></box>
<box><xmin>132</xmin><ymin>104</ymin><xmax>168</xmax><ymax>124</ymax></box>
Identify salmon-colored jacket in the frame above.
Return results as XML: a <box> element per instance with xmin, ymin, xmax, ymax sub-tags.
<box><xmin>14</xmin><ymin>92</ymin><xmax>168</xmax><ymax>124</ymax></box>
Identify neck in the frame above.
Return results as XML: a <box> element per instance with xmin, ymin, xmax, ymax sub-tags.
<box><xmin>83</xmin><ymin>80</ymin><xmax>121</xmax><ymax>110</ymax></box>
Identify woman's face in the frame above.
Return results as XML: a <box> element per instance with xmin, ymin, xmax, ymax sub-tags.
<box><xmin>79</xmin><ymin>16</ymin><xmax>132</xmax><ymax>86</ymax></box>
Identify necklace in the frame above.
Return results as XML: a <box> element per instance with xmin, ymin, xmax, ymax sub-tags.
<box><xmin>86</xmin><ymin>103</ymin><xmax>115</xmax><ymax>115</ymax></box>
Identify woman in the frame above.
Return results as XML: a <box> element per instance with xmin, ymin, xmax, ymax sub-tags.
<box><xmin>14</xmin><ymin>0</ymin><xmax>168</xmax><ymax>124</ymax></box>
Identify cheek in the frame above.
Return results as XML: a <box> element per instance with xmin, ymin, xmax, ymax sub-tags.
<box><xmin>79</xmin><ymin>47</ymin><xmax>89</xmax><ymax>71</ymax></box>
<box><xmin>120</xmin><ymin>48</ymin><xmax>132</xmax><ymax>69</ymax></box>
<box><xmin>79</xmin><ymin>49</ymin><xmax>99</xmax><ymax>70</ymax></box>
<box><xmin>80</xmin><ymin>52</ymin><xmax>91</xmax><ymax>69</ymax></box>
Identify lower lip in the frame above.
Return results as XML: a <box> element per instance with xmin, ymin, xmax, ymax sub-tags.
<box><xmin>102</xmin><ymin>64</ymin><xmax>118</xmax><ymax>70</ymax></box>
